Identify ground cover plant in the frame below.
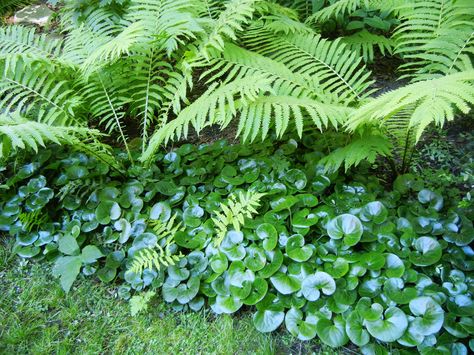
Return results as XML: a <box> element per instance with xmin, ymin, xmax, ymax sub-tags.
<box><xmin>0</xmin><ymin>0</ymin><xmax>474</xmax><ymax>353</ymax></box>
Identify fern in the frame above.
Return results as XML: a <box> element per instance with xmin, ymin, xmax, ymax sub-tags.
<box><xmin>393</xmin><ymin>0</ymin><xmax>474</xmax><ymax>78</ymax></box>
<box><xmin>243</xmin><ymin>28</ymin><xmax>375</xmax><ymax>103</ymax></box>
<box><xmin>320</xmin><ymin>131</ymin><xmax>392</xmax><ymax>172</ymax></box>
<box><xmin>199</xmin><ymin>0</ymin><xmax>258</xmax><ymax>58</ymax></box>
<box><xmin>140</xmin><ymin>75</ymin><xmax>273</xmax><ymax>163</ymax></box>
<box><xmin>0</xmin><ymin>60</ymin><xmax>81</xmax><ymax>126</ymax></box>
<box><xmin>0</xmin><ymin>26</ymin><xmax>63</xmax><ymax>65</ymax></box>
<box><xmin>346</xmin><ymin>70</ymin><xmax>474</xmax><ymax>141</ymax></box>
<box><xmin>130</xmin><ymin>291</ymin><xmax>156</xmax><ymax>316</ymax></box>
<box><xmin>18</xmin><ymin>210</ymin><xmax>49</xmax><ymax>231</ymax></box>
<box><xmin>341</xmin><ymin>30</ymin><xmax>393</xmax><ymax>63</ymax></box>
<box><xmin>0</xmin><ymin>0</ymin><xmax>34</xmax><ymax>15</ymax></box>
<box><xmin>0</xmin><ymin>111</ymin><xmax>100</xmax><ymax>159</ymax></box>
<box><xmin>212</xmin><ymin>190</ymin><xmax>264</xmax><ymax>246</ymax></box>
<box><xmin>306</xmin><ymin>0</ymin><xmax>368</xmax><ymax>25</ymax></box>
<box><xmin>413</xmin><ymin>28</ymin><xmax>474</xmax><ymax>79</ymax></box>
<box><xmin>129</xmin><ymin>214</ymin><xmax>184</xmax><ymax>275</ymax></box>
<box><xmin>236</xmin><ymin>95</ymin><xmax>349</xmax><ymax>142</ymax></box>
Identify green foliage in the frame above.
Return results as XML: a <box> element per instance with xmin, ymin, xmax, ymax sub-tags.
<box><xmin>1</xmin><ymin>140</ymin><xmax>473</xmax><ymax>352</ymax></box>
<box><xmin>212</xmin><ymin>190</ymin><xmax>264</xmax><ymax>246</ymax></box>
<box><xmin>130</xmin><ymin>290</ymin><xmax>155</xmax><ymax>316</ymax></box>
<box><xmin>129</xmin><ymin>215</ymin><xmax>184</xmax><ymax>274</ymax></box>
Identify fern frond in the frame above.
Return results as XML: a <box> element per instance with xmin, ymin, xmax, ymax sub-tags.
<box><xmin>0</xmin><ymin>0</ymin><xmax>34</xmax><ymax>15</ymax></box>
<box><xmin>320</xmin><ymin>132</ymin><xmax>392</xmax><ymax>173</ymax></box>
<box><xmin>18</xmin><ymin>210</ymin><xmax>49</xmax><ymax>231</ymax></box>
<box><xmin>346</xmin><ymin>70</ymin><xmax>474</xmax><ymax>141</ymax></box>
<box><xmin>0</xmin><ymin>25</ymin><xmax>63</xmax><ymax>64</ymax></box>
<box><xmin>0</xmin><ymin>60</ymin><xmax>81</xmax><ymax>126</ymax></box>
<box><xmin>307</xmin><ymin>0</ymin><xmax>366</xmax><ymax>24</ymax></box>
<box><xmin>199</xmin><ymin>43</ymin><xmax>325</xmax><ymax>100</ymax></box>
<box><xmin>413</xmin><ymin>28</ymin><xmax>474</xmax><ymax>79</ymax></box>
<box><xmin>80</xmin><ymin>69</ymin><xmax>132</xmax><ymax>160</ymax></box>
<box><xmin>0</xmin><ymin>111</ymin><xmax>100</xmax><ymax>158</ymax></box>
<box><xmin>200</xmin><ymin>0</ymin><xmax>258</xmax><ymax>58</ymax></box>
<box><xmin>236</xmin><ymin>95</ymin><xmax>349</xmax><ymax>142</ymax></box>
<box><xmin>81</xmin><ymin>21</ymin><xmax>145</xmax><ymax>76</ymax></box>
<box><xmin>140</xmin><ymin>75</ymin><xmax>273</xmax><ymax>163</ymax></box>
<box><xmin>212</xmin><ymin>190</ymin><xmax>264</xmax><ymax>246</ymax></box>
<box><xmin>341</xmin><ymin>30</ymin><xmax>393</xmax><ymax>63</ymax></box>
<box><xmin>129</xmin><ymin>213</ymin><xmax>184</xmax><ymax>275</ymax></box>
<box><xmin>150</xmin><ymin>213</ymin><xmax>185</xmax><ymax>240</ymax></box>
<box><xmin>393</xmin><ymin>0</ymin><xmax>474</xmax><ymax>77</ymax></box>
<box><xmin>243</xmin><ymin>28</ymin><xmax>375</xmax><ymax>103</ymax></box>
<box><xmin>129</xmin><ymin>244</ymin><xmax>182</xmax><ymax>274</ymax></box>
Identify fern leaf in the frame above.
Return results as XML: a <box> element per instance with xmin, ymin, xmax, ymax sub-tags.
<box><xmin>200</xmin><ymin>0</ymin><xmax>258</xmax><ymax>58</ymax></box>
<box><xmin>237</xmin><ymin>95</ymin><xmax>350</xmax><ymax>142</ymax></box>
<box><xmin>0</xmin><ymin>60</ymin><xmax>81</xmax><ymax>126</ymax></box>
<box><xmin>243</xmin><ymin>28</ymin><xmax>375</xmax><ymax>103</ymax></box>
<box><xmin>346</xmin><ymin>70</ymin><xmax>474</xmax><ymax>141</ymax></box>
<box><xmin>306</xmin><ymin>0</ymin><xmax>367</xmax><ymax>24</ymax></box>
<box><xmin>0</xmin><ymin>25</ymin><xmax>63</xmax><ymax>64</ymax></box>
<box><xmin>140</xmin><ymin>75</ymin><xmax>273</xmax><ymax>163</ymax></box>
<box><xmin>341</xmin><ymin>30</ymin><xmax>393</xmax><ymax>63</ymax></box>
<box><xmin>0</xmin><ymin>111</ymin><xmax>100</xmax><ymax>159</ymax></box>
<box><xmin>320</xmin><ymin>132</ymin><xmax>392</xmax><ymax>172</ymax></box>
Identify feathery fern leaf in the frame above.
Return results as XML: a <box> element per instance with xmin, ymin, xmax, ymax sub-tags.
<box><xmin>199</xmin><ymin>0</ymin><xmax>258</xmax><ymax>58</ymax></box>
<box><xmin>0</xmin><ymin>0</ymin><xmax>34</xmax><ymax>15</ymax></box>
<box><xmin>212</xmin><ymin>190</ymin><xmax>264</xmax><ymax>247</ymax></box>
<box><xmin>81</xmin><ymin>21</ymin><xmax>145</xmax><ymax>76</ymax></box>
<box><xmin>341</xmin><ymin>29</ymin><xmax>393</xmax><ymax>63</ymax></box>
<box><xmin>0</xmin><ymin>25</ymin><xmax>63</xmax><ymax>64</ymax></box>
<box><xmin>307</xmin><ymin>0</ymin><xmax>366</xmax><ymax>24</ymax></box>
<box><xmin>129</xmin><ymin>214</ymin><xmax>184</xmax><ymax>274</ymax></box>
<box><xmin>140</xmin><ymin>75</ymin><xmax>273</xmax><ymax>163</ymax></box>
<box><xmin>236</xmin><ymin>95</ymin><xmax>349</xmax><ymax>142</ymax></box>
<box><xmin>0</xmin><ymin>111</ymin><xmax>100</xmax><ymax>158</ymax></box>
<box><xmin>80</xmin><ymin>70</ymin><xmax>132</xmax><ymax>160</ymax></box>
<box><xmin>199</xmin><ymin>43</ymin><xmax>325</xmax><ymax>100</ymax></box>
<box><xmin>320</xmin><ymin>131</ymin><xmax>392</xmax><ymax>173</ymax></box>
<box><xmin>393</xmin><ymin>0</ymin><xmax>474</xmax><ymax>77</ymax></box>
<box><xmin>0</xmin><ymin>60</ymin><xmax>81</xmax><ymax>126</ymax></box>
<box><xmin>124</xmin><ymin>0</ymin><xmax>203</xmax><ymax>55</ymax></box>
<box><xmin>243</xmin><ymin>28</ymin><xmax>375</xmax><ymax>103</ymax></box>
<box><xmin>346</xmin><ymin>70</ymin><xmax>474</xmax><ymax>141</ymax></box>
<box><xmin>413</xmin><ymin>28</ymin><xmax>474</xmax><ymax>78</ymax></box>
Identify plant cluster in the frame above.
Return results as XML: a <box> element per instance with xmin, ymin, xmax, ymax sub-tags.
<box><xmin>0</xmin><ymin>0</ymin><xmax>473</xmax><ymax>174</ymax></box>
<box><xmin>1</xmin><ymin>140</ymin><xmax>473</xmax><ymax>352</ymax></box>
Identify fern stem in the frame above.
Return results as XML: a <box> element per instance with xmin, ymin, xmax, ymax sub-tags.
<box><xmin>448</xmin><ymin>31</ymin><xmax>474</xmax><ymax>74</ymax></box>
<box><xmin>98</xmin><ymin>75</ymin><xmax>134</xmax><ymax>163</ymax></box>
<box><xmin>141</xmin><ymin>49</ymin><xmax>155</xmax><ymax>154</ymax></box>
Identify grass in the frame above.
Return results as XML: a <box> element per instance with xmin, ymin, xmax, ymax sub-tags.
<box><xmin>0</xmin><ymin>239</ymin><xmax>345</xmax><ymax>355</ymax></box>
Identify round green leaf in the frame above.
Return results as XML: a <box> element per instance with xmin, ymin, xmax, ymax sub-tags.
<box><xmin>286</xmin><ymin>234</ymin><xmax>313</xmax><ymax>262</ymax></box>
<box><xmin>285</xmin><ymin>308</ymin><xmax>318</xmax><ymax>340</ymax></box>
<box><xmin>95</xmin><ymin>201</ymin><xmax>121</xmax><ymax>225</ymax></box>
<box><xmin>365</xmin><ymin>307</ymin><xmax>408</xmax><ymax>342</ymax></box>
<box><xmin>409</xmin><ymin>237</ymin><xmax>442</xmax><ymax>266</ymax></box>
<box><xmin>409</xmin><ymin>296</ymin><xmax>444</xmax><ymax>336</ymax></box>
<box><xmin>316</xmin><ymin>316</ymin><xmax>349</xmax><ymax>347</ymax></box>
<box><xmin>150</xmin><ymin>202</ymin><xmax>171</xmax><ymax>221</ymax></box>
<box><xmin>256</xmin><ymin>223</ymin><xmax>278</xmax><ymax>251</ymax></box>
<box><xmin>270</xmin><ymin>273</ymin><xmax>301</xmax><ymax>295</ymax></box>
<box><xmin>327</xmin><ymin>214</ymin><xmax>363</xmax><ymax>246</ymax></box>
<box><xmin>301</xmin><ymin>272</ymin><xmax>336</xmax><ymax>301</ymax></box>
<box><xmin>253</xmin><ymin>309</ymin><xmax>284</xmax><ymax>333</ymax></box>
<box><xmin>346</xmin><ymin>311</ymin><xmax>370</xmax><ymax>346</ymax></box>
<box><xmin>360</xmin><ymin>201</ymin><xmax>388</xmax><ymax>224</ymax></box>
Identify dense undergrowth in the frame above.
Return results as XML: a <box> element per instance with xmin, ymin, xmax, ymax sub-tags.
<box><xmin>1</xmin><ymin>138</ymin><xmax>473</xmax><ymax>353</ymax></box>
<box><xmin>1</xmin><ymin>0</ymin><xmax>474</xmax><ymax>353</ymax></box>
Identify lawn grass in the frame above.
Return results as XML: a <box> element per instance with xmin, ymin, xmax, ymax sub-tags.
<box><xmin>0</xmin><ymin>239</ymin><xmax>346</xmax><ymax>354</ymax></box>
